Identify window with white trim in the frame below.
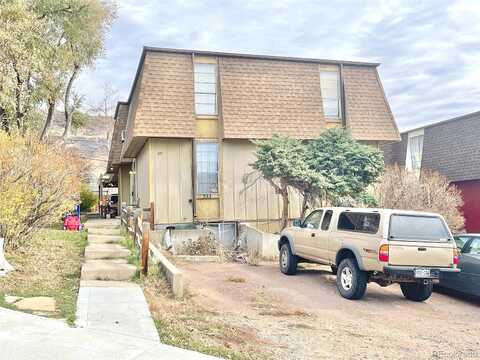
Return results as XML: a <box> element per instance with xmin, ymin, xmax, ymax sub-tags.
<box><xmin>405</xmin><ymin>129</ymin><xmax>424</xmax><ymax>174</ymax></box>
<box><xmin>320</xmin><ymin>70</ymin><xmax>341</xmax><ymax>118</ymax></box>
<box><xmin>194</xmin><ymin>63</ymin><xmax>217</xmax><ymax>116</ymax></box>
<box><xmin>196</xmin><ymin>142</ymin><xmax>219</xmax><ymax>195</ymax></box>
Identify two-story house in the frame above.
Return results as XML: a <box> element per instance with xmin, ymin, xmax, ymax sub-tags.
<box><xmin>382</xmin><ymin>111</ymin><xmax>480</xmax><ymax>233</ymax></box>
<box><xmin>107</xmin><ymin>47</ymin><xmax>400</xmax><ymax>232</ymax></box>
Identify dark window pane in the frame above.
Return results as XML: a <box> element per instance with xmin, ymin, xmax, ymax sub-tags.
<box><xmin>196</xmin><ymin>142</ymin><xmax>218</xmax><ymax>194</ymax></box>
<box><xmin>389</xmin><ymin>215</ymin><xmax>450</xmax><ymax>241</ymax></box>
<box><xmin>321</xmin><ymin>210</ymin><xmax>333</xmax><ymax>231</ymax></box>
<box><xmin>338</xmin><ymin>212</ymin><xmax>380</xmax><ymax>234</ymax></box>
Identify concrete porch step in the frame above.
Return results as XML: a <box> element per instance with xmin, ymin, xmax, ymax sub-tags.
<box><xmin>85</xmin><ymin>220</ymin><xmax>121</xmax><ymax>230</ymax></box>
<box><xmin>88</xmin><ymin>234</ymin><xmax>124</xmax><ymax>244</ymax></box>
<box><xmin>85</xmin><ymin>244</ymin><xmax>130</xmax><ymax>260</ymax></box>
<box><xmin>88</xmin><ymin>227</ymin><xmax>122</xmax><ymax>236</ymax></box>
<box><xmin>81</xmin><ymin>260</ymin><xmax>137</xmax><ymax>281</ymax></box>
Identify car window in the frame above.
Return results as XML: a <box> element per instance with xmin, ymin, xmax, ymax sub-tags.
<box><xmin>466</xmin><ymin>238</ymin><xmax>480</xmax><ymax>255</ymax></box>
<box><xmin>389</xmin><ymin>215</ymin><xmax>450</xmax><ymax>241</ymax></box>
<box><xmin>321</xmin><ymin>210</ymin><xmax>333</xmax><ymax>231</ymax></box>
<box><xmin>303</xmin><ymin>210</ymin><xmax>324</xmax><ymax>229</ymax></box>
<box><xmin>338</xmin><ymin>212</ymin><xmax>380</xmax><ymax>234</ymax></box>
<box><xmin>454</xmin><ymin>236</ymin><xmax>470</xmax><ymax>250</ymax></box>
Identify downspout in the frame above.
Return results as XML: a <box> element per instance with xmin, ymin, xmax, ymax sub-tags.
<box><xmin>191</xmin><ymin>52</ymin><xmax>197</xmax><ymax>221</ymax></box>
<box><xmin>339</xmin><ymin>64</ymin><xmax>348</xmax><ymax>130</ymax></box>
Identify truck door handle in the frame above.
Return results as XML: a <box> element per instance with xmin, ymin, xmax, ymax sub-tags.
<box><xmin>418</xmin><ymin>247</ymin><xmax>427</xmax><ymax>251</ymax></box>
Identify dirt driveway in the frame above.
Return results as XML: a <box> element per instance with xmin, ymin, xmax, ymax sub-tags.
<box><xmin>179</xmin><ymin>260</ymin><xmax>480</xmax><ymax>360</ymax></box>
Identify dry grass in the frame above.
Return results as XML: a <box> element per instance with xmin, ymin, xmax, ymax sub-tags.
<box><xmin>227</xmin><ymin>276</ymin><xmax>246</xmax><ymax>283</ymax></box>
<box><xmin>246</xmin><ymin>249</ymin><xmax>261</xmax><ymax>266</ymax></box>
<box><xmin>181</xmin><ymin>232</ymin><xmax>218</xmax><ymax>256</ymax></box>
<box><xmin>0</xmin><ymin>228</ymin><xmax>87</xmax><ymax>325</ymax></box>
<box><xmin>140</xmin><ymin>266</ymin><xmax>271</xmax><ymax>360</ymax></box>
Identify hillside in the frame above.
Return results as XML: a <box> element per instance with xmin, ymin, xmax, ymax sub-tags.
<box><xmin>49</xmin><ymin>112</ymin><xmax>115</xmax><ymax>193</ymax></box>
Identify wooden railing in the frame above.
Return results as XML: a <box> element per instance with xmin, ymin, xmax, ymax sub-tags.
<box><xmin>120</xmin><ymin>202</ymin><xmax>154</xmax><ymax>275</ymax></box>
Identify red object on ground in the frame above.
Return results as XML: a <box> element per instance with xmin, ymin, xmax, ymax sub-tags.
<box><xmin>453</xmin><ymin>179</ymin><xmax>480</xmax><ymax>233</ymax></box>
<box><xmin>64</xmin><ymin>215</ymin><xmax>81</xmax><ymax>231</ymax></box>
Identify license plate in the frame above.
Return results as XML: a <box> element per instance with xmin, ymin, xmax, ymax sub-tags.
<box><xmin>414</xmin><ymin>268</ymin><xmax>431</xmax><ymax>278</ymax></box>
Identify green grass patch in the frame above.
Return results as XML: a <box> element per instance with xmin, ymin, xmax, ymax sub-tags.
<box><xmin>120</xmin><ymin>231</ymin><xmax>141</xmax><ymax>267</ymax></box>
<box><xmin>0</xmin><ymin>229</ymin><xmax>87</xmax><ymax>325</ymax></box>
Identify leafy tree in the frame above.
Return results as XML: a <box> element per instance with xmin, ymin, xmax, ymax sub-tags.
<box><xmin>80</xmin><ymin>183</ymin><xmax>97</xmax><ymax>212</ymax></box>
<box><xmin>306</xmin><ymin>128</ymin><xmax>385</xmax><ymax>205</ymax></box>
<box><xmin>0</xmin><ymin>130</ymin><xmax>85</xmax><ymax>248</ymax></box>
<box><xmin>0</xmin><ymin>1</ymin><xmax>49</xmax><ymax>134</ymax></box>
<box><xmin>0</xmin><ymin>0</ymin><xmax>117</xmax><ymax>138</ymax></box>
<box><xmin>252</xmin><ymin>136</ymin><xmax>326</xmax><ymax>229</ymax></box>
<box><xmin>59</xmin><ymin>0</ymin><xmax>117</xmax><ymax>138</ymax></box>
<box><xmin>252</xmin><ymin>129</ymin><xmax>385</xmax><ymax>229</ymax></box>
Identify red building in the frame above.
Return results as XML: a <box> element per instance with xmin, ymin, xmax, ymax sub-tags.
<box><xmin>454</xmin><ymin>180</ymin><xmax>480</xmax><ymax>233</ymax></box>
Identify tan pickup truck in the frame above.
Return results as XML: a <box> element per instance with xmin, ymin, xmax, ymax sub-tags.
<box><xmin>278</xmin><ymin>207</ymin><xmax>460</xmax><ymax>301</ymax></box>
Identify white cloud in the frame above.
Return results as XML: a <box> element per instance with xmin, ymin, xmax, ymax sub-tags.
<box><xmin>77</xmin><ymin>0</ymin><xmax>480</xmax><ymax>131</ymax></box>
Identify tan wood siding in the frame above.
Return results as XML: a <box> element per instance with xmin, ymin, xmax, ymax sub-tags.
<box><xmin>150</xmin><ymin>138</ymin><xmax>193</xmax><ymax>224</ymax></box>
<box><xmin>118</xmin><ymin>165</ymin><xmax>131</xmax><ymax>206</ymax></box>
<box><xmin>222</xmin><ymin>140</ymin><xmax>302</xmax><ymax>222</ymax></box>
<box><xmin>136</xmin><ymin>143</ymin><xmax>150</xmax><ymax>208</ymax></box>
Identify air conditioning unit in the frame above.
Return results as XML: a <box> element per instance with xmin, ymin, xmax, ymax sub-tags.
<box><xmin>121</xmin><ymin>130</ymin><xmax>126</xmax><ymax>143</ymax></box>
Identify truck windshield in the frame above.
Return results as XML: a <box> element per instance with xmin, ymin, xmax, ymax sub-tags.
<box><xmin>389</xmin><ymin>215</ymin><xmax>451</xmax><ymax>241</ymax></box>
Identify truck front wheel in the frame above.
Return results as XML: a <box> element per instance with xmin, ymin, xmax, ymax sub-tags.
<box><xmin>336</xmin><ymin>258</ymin><xmax>367</xmax><ymax>300</ymax></box>
<box><xmin>279</xmin><ymin>243</ymin><xmax>298</xmax><ymax>275</ymax></box>
<box><xmin>400</xmin><ymin>282</ymin><xmax>433</xmax><ymax>302</ymax></box>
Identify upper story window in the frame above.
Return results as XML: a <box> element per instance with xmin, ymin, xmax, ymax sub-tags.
<box><xmin>194</xmin><ymin>63</ymin><xmax>217</xmax><ymax>116</ymax></box>
<box><xmin>320</xmin><ymin>69</ymin><xmax>341</xmax><ymax>119</ymax></box>
<box><xmin>406</xmin><ymin>129</ymin><xmax>424</xmax><ymax>174</ymax></box>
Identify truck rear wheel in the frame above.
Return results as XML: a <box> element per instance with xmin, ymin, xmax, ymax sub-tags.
<box><xmin>336</xmin><ymin>258</ymin><xmax>367</xmax><ymax>300</ymax></box>
<box><xmin>400</xmin><ymin>282</ymin><xmax>433</xmax><ymax>302</ymax></box>
<box><xmin>279</xmin><ymin>243</ymin><xmax>298</xmax><ymax>275</ymax></box>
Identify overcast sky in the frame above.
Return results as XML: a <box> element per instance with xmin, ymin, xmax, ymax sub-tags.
<box><xmin>76</xmin><ymin>0</ymin><xmax>480</xmax><ymax>131</ymax></box>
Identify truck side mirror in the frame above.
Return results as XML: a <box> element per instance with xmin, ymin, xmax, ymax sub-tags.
<box><xmin>292</xmin><ymin>218</ymin><xmax>302</xmax><ymax>227</ymax></box>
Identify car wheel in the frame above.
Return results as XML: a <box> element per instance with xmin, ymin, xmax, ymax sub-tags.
<box><xmin>336</xmin><ymin>258</ymin><xmax>367</xmax><ymax>300</ymax></box>
<box><xmin>279</xmin><ymin>243</ymin><xmax>298</xmax><ymax>275</ymax></box>
<box><xmin>400</xmin><ymin>282</ymin><xmax>433</xmax><ymax>302</ymax></box>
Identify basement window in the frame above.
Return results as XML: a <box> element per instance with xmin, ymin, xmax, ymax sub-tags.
<box><xmin>196</xmin><ymin>142</ymin><xmax>219</xmax><ymax>195</ymax></box>
<box><xmin>194</xmin><ymin>63</ymin><xmax>217</xmax><ymax>116</ymax></box>
<box><xmin>320</xmin><ymin>70</ymin><xmax>341</xmax><ymax>118</ymax></box>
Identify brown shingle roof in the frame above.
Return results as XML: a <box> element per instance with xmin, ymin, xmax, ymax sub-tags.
<box><xmin>120</xmin><ymin>47</ymin><xmax>400</xmax><ymax>156</ymax></box>
<box><xmin>343</xmin><ymin>66</ymin><xmax>400</xmax><ymax>141</ymax></box>
<box><xmin>107</xmin><ymin>102</ymin><xmax>128</xmax><ymax>170</ymax></box>
<box><xmin>220</xmin><ymin>57</ymin><xmax>325</xmax><ymax>139</ymax></box>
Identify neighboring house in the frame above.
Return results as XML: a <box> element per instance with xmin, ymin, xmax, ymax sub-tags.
<box><xmin>382</xmin><ymin>111</ymin><xmax>480</xmax><ymax>232</ymax></box>
<box><xmin>107</xmin><ymin>47</ymin><xmax>399</xmax><ymax>232</ymax></box>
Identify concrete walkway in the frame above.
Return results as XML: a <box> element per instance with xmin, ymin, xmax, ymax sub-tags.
<box><xmin>76</xmin><ymin>218</ymin><xmax>160</xmax><ymax>341</ymax></box>
<box><xmin>0</xmin><ymin>218</ymin><xmax>219</xmax><ymax>359</ymax></box>
<box><xmin>0</xmin><ymin>307</ymin><xmax>218</xmax><ymax>359</ymax></box>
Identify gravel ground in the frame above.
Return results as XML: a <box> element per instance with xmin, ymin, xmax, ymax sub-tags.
<box><xmin>179</xmin><ymin>261</ymin><xmax>480</xmax><ymax>360</ymax></box>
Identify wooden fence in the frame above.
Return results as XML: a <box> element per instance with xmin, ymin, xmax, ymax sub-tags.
<box><xmin>120</xmin><ymin>202</ymin><xmax>155</xmax><ymax>275</ymax></box>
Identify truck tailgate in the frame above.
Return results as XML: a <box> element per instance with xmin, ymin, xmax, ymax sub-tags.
<box><xmin>389</xmin><ymin>241</ymin><xmax>453</xmax><ymax>267</ymax></box>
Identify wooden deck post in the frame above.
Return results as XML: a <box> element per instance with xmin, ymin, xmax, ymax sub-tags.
<box><xmin>141</xmin><ymin>222</ymin><xmax>150</xmax><ymax>275</ymax></box>
<box><xmin>150</xmin><ymin>201</ymin><xmax>155</xmax><ymax>231</ymax></box>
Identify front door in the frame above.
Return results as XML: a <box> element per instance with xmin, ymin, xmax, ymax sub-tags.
<box><xmin>153</xmin><ymin>139</ymin><xmax>193</xmax><ymax>223</ymax></box>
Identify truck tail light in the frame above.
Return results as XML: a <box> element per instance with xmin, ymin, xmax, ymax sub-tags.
<box><xmin>453</xmin><ymin>248</ymin><xmax>459</xmax><ymax>266</ymax></box>
<box><xmin>379</xmin><ymin>244</ymin><xmax>389</xmax><ymax>262</ymax></box>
